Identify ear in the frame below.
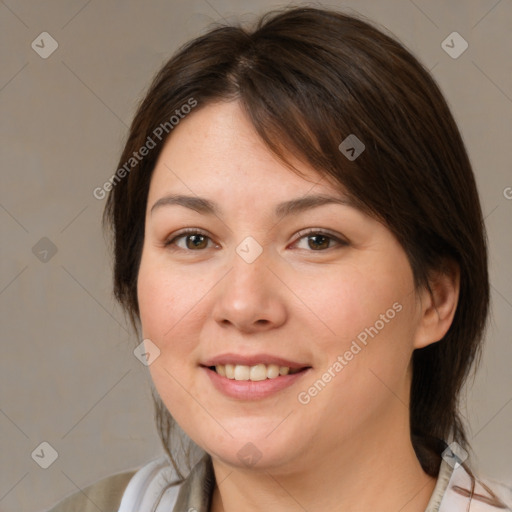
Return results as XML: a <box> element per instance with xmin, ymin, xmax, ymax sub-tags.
<box><xmin>413</xmin><ymin>260</ymin><xmax>460</xmax><ymax>349</ymax></box>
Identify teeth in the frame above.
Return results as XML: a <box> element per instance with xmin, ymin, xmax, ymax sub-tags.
<box><xmin>225</xmin><ymin>364</ymin><xmax>235</xmax><ymax>379</ymax></box>
<box><xmin>214</xmin><ymin>363</ymin><xmax>302</xmax><ymax>381</ymax></box>
<box><xmin>249</xmin><ymin>364</ymin><xmax>267</xmax><ymax>381</ymax></box>
<box><xmin>234</xmin><ymin>365</ymin><xmax>250</xmax><ymax>380</ymax></box>
<box><xmin>267</xmin><ymin>364</ymin><xmax>279</xmax><ymax>379</ymax></box>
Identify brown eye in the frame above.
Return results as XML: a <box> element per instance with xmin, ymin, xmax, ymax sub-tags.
<box><xmin>185</xmin><ymin>234</ymin><xmax>208</xmax><ymax>250</ymax></box>
<box><xmin>165</xmin><ymin>230</ymin><xmax>216</xmax><ymax>251</ymax></box>
<box><xmin>307</xmin><ymin>234</ymin><xmax>331</xmax><ymax>250</ymax></box>
<box><xmin>293</xmin><ymin>230</ymin><xmax>348</xmax><ymax>251</ymax></box>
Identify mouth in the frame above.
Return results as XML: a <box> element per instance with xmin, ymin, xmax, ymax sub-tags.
<box><xmin>201</xmin><ymin>354</ymin><xmax>311</xmax><ymax>381</ymax></box>
<box><xmin>207</xmin><ymin>363</ymin><xmax>307</xmax><ymax>382</ymax></box>
<box><xmin>200</xmin><ymin>354</ymin><xmax>312</xmax><ymax>399</ymax></box>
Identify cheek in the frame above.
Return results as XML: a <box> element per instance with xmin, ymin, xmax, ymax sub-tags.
<box><xmin>304</xmin><ymin>258</ymin><xmax>413</xmax><ymax>352</ymax></box>
<box><xmin>137</xmin><ymin>257</ymin><xmax>201</xmax><ymax>418</ymax></box>
<box><xmin>137</xmin><ymin>251</ymin><xmax>198</xmax><ymax>341</ymax></box>
<box><xmin>299</xmin><ymin>252</ymin><xmax>417</xmax><ymax>402</ymax></box>
<box><xmin>137</xmin><ymin>265</ymin><xmax>174</xmax><ymax>340</ymax></box>
<box><xmin>136</xmin><ymin>251</ymin><xmax>212</xmax><ymax>375</ymax></box>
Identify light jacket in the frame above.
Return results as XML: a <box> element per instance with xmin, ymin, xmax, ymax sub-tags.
<box><xmin>46</xmin><ymin>453</ymin><xmax>512</xmax><ymax>511</ymax></box>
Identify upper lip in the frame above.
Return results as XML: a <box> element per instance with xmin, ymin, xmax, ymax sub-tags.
<box><xmin>202</xmin><ymin>353</ymin><xmax>310</xmax><ymax>369</ymax></box>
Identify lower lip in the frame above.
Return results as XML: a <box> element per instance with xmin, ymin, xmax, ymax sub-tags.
<box><xmin>202</xmin><ymin>366</ymin><xmax>311</xmax><ymax>400</ymax></box>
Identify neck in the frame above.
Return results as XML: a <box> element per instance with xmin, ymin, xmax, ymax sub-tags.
<box><xmin>210</xmin><ymin>402</ymin><xmax>437</xmax><ymax>512</ymax></box>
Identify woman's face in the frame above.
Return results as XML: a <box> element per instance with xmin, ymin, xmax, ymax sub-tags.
<box><xmin>137</xmin><ymin>100</ymin><xmax>428</xmax><ymax>473</ymax></box>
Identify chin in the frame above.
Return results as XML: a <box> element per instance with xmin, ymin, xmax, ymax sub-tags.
<box><xmin>202</xmin><ymin>432</ymin><xmax>303</xmax><ymax>472</ymax></box>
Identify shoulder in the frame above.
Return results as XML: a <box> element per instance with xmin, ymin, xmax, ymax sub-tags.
<box><xmin>45</xmin><ymin>470</ymin><xmax>136</xmax><ymax>512</ymax></box>
<box><xmin>438</xmin><ymin>462</ymin><xmax>512</xmax><ymax>512</ymax></box>
<box><xmin>116</xmin><ymin>453</ymin><xmax>212</xmax><ymax>511</ymax></box>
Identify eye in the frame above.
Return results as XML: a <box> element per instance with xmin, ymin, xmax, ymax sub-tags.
<box><xmin>164</xmin><ymin>228</ymin><xmax>347</xmax><ymax>252</ymax></box>
<box><xmin>292</xmin><ymin>229</ymin><xmax>348</xmax><ymax>251</ymax></box>
<box><xmin>164</xmin><ymin>229</ymin><xmax>218</xmax><ymax>251</ymax></box>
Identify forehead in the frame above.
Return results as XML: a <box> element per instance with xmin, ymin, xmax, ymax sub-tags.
<box><xmin>148</xmin><ymin>100</ymin><xmax>344</xmax><ymax>204</ymax></box>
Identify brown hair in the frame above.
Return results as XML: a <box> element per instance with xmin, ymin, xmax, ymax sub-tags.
<box><xmin>104</xmin><ymin>6</ymin><xmax>490</xmax><ymax>483</ymax></box>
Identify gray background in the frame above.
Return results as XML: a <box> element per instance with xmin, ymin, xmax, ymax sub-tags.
<box><xmin>1</xmin><ymin>1</ymin><xmax>511</xmax><ymax>510</ymax></box>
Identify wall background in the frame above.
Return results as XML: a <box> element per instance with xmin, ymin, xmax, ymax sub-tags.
<box><xmin>1</xmin><ymin>1</ymin><xmax>510</xmax><ymax>510</ymax></box>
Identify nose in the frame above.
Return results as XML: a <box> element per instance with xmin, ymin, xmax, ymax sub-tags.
<box><xmin>211</xmin><ymin>246</ymin><xmax>287</xmax><ymax>334</ymax></box>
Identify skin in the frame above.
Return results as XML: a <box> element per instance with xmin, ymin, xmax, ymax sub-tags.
<box><xmin>137</xmin><ymin>100</ymin><xmax>460</xmax><ymax>511</ymax></box>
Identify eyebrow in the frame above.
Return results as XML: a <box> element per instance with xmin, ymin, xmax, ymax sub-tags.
<box><xmin>150</xmin><ymin>193</ymin><xmax>354</xmax><ymax>217</ymax></box>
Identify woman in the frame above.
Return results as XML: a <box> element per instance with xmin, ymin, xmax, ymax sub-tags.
<box><xmin>48</xmin><ymin>6</ymin><xmax>511</xmax><ymax>512</ymax></box>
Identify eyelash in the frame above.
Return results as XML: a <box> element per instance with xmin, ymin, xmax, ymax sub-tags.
<box><xmin>163</xmin><ymin>228</ymin><xmax>348</xmax><ymax>252</ymax></box>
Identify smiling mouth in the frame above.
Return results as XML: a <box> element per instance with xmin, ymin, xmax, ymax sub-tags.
<box><xmin>208</xmin><ymin>363</ymin><xmax>309</xmax><ymax>382</ymax></box>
